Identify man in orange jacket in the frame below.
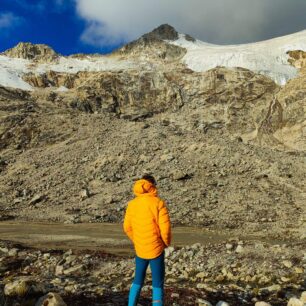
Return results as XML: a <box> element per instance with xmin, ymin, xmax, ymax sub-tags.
<box><xmin>123</xmin><ymin>174</ymin><xmax>171</xmax><ymax>306</ymax></box>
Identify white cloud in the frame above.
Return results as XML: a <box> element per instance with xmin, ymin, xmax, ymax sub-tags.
<box><xmin>0</xmin><ymin>12</ymin><xmax>22</xmax><ymax>30</ymax></box>
<box><xmin>75</xmin><ymin>0</ymin><xmax>306</xmax><ymax>47</ymax></box>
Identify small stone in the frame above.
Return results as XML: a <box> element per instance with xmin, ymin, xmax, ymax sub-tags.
<box><xmin>0</xmin><ymin>247</ymin><xmax>9</xmax><ymax>253</ymax></box>
<box><xmin>216</xmin><ymin>301</ymin><xmax>230</xmax><ymax>306</ymax></box>
<box><xmin>13</xmin><ymin>198</ymin><xmax>22</xmax><ymax>204</ymax></box>
<box><xmin>63</xmin><ymin>264</ymin><xmax>84</xmax><ymax>275</ymax></box>
<box><xmin>215</xmin><ymin>275</ymin><xmax>225</xmax><ymax>282</ymax></box>
<box><xmin>282</xmin><ymin>260</ymin><xmax>293</xmax><ymax>268</ymax></box>
<box><xmin>255</xmin><ymin>302</ymin><xmax>272</xmax><ymax>306</ymax></box>
<box><xmin>65</xmin><ymin>255</ymin><xmax>77</xmax><ymax>264</ymax></box>
<box><xmin>55</xmin><ymin>265</ymin><xmax>64</xmax><ymax>276</ymax></box>
<box><xmin>80</xmin><ymin>188</ymin><xmax>90</xmax><ymax>200</ymax></box>
<box><xmin>264</xmin><ymin>284</ymin><xmax>281</xmax><ymax>292</ymax></box>
<box><xmin>8</xmin><ymin>248</ymin><xmax>19</xmax><ymax>256</ymax></box>
<box><xmin>29</xmin><ymin>194</ymin><xmax>45</xmax><ymax>205</ymax></box>
<box><xmin>225</xmin><ymin>243</ymin><xmax>233</xmax><ymax>250</ymax></box>
<box><xmin>197</xmin><ymin>298</ymin><xmax>212</xmax><ymax>306</ymax></box>
<box><xmin>235</xmin><ymin>245</ymin><xmax>244</xmax><ymax>253</ymax></box>
<box><xmin>35</xmin><ymin>292</ymin><xmax>67</xmax><ymax>306</ymax></box>
<box><xmin>171</xmin><ymin>293</ymin><xmax>180</xmax><ymax>298</ymax></box>
<box><xmin>300</xmin><ymin>291</ymin><xmax>306</xmax><ymax>302</ymax></box>
<box><xmin>165</xmin><ymin>246</ymin><xmax>175</xmax><ymax>257</ymax></box>
<box><xmin>43</xmin><ymin>253</ymin><xmax>50</xmax><ymax>259</ymax></box>
<box><xmin>287</xmin><ymin>298</ymin><xmax>304</xmax><ymax>306</ymax></box>
<box><xmin>294</xmin><ymin>267</ymin><xmax>304</xmax><ymax>274</ymax></box>
<box><xmin>281</xmin><ymin>276</ymin><xmax>290</xmax><ymax>282</ymax></box>
<box><xmin>172</xmin><ymin>170</ymin><xmax>192</xmax><ymax>181</ymax></box>
<box><xmin>196</xmin><ymin>272</ymin><xmax>206</xmax><ymax>279</ymax></box>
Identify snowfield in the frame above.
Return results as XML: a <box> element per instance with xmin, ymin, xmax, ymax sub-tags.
<box><xmin>0</xmin><ymin>55</ymin><xmax>137</xmax><ymax>91</ymax></box>
<box><xmin>168</xmin><ymin>30</ymin><xmax>306</xmax><ymax>85</ymax></box>
<box><xmin>0</xmin><ymin>29</ymin><xmax>306</xmax><ymax>90</ymax></box>
<box><xmin>0</xmin><ymin>56</ymin><xmax>33</xmax><ymax>91</ymax></box>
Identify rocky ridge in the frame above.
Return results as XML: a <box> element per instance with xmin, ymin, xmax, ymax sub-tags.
<box><xmin>3</xmin><ymin>42</ymin><xmax>59</xmax><ymax>63</ymax></box>
<box><xmin>115</xmin><ymin>24</ymin><xmax>187</xmax><ymax>60</ymax></box>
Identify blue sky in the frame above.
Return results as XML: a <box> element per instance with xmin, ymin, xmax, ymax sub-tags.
<box><xmin>0</xmin><ymin>0</ymin><xmax>121</xmax><ymax>55</ymax></box>
<box><xmin>1</xmin><ymin>0</ymin><xmax>306</xmax><ymax>56</ymax></box>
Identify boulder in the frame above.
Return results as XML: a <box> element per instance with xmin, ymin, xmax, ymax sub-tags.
<box><xmin>300</xmin><ymin>291</ymin><xmax>306</xmax><ymax>302</ymax></box>
<box><xmin>4</xmin><ymin>277</ymin><xmax>43</xmax><ymax>297</ymax></box>
<box><xmin>35</xmin><ymin>292</ymin><xmax>67</xmax><ymax>306</ymax></box>
<box><xmin>197</xmin><ymin>298</ymin><xmax>212</xmax><ymax>306</ymax></box>
<box><xmin>216</xmin><ymin>301</ymin><xmax>230</xmax><ymax>306</ymax></box>
<box><xmin>287</xmin><ymin>298</ymin><xmax>304</xmax><ymax>306</ymax></box>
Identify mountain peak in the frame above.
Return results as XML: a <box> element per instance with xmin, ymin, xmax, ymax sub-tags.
<box><xmin>114</xmin><ymin>24</ymin><xmax>186</xmax><ymax>60</ymax></box>
<box><xmin>3</xmin><ymin>42</ymin><xmax>59</xmax><ymax>62</ymax></box>
<box><xmin>143</xmin><ymin>24</ymin><xmax>179</xmax><ymax>41</ymax></box>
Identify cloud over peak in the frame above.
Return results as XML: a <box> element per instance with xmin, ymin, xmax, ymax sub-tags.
<box><xmin>75</xmin><ymin>0</ymin><xmax>306</xmax><ymax>47</ymax></box>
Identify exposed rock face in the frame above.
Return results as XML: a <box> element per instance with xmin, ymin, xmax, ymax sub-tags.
<box><xmin>115</xmin><ymin>24</ymin><xmax>186</xmax><ymax>60</ymax></box>
<box><xmin>23</xmin><ymin>66</ymin><xmax>278</xmax><ymax>128</ymax></box>
<box><xmin>272</xmin><ymin>50</ymin><xmax>306</xmax><ymax>151</ymax></box>
<box><xmin>142</xmin><ymin>24</ymin><xmax>179</xmax><ymax>41</ymax></box>
<box><xmin>287</xmin><ymin>50</ymin><xmax>306</xmax><ymax>69</ymax></box>
<box><xmin>3</xmin><ymin>42</ymin><xmax>59</xmax><ymax>62</ymax></box>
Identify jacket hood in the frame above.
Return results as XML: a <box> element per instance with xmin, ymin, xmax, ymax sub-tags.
<box><xmin>133</xmin><ymin>179</ymin><xmax>157</xmax><ymax>197</ymax></box>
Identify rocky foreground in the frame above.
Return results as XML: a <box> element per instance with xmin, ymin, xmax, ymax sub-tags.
<box><xmin>1</xmin><ymin>238</ymin><xmax>305</xmax><ymax>306</ymax></box>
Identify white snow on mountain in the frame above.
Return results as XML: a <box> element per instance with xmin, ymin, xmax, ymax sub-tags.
<box><xmin>0</xmin><ymin>56</ymin><xmax>33</xmax><ymax>91</ymax></box>
<box><xmin>36</xmin><ymin>56</ymin><xmax>136</xmax><ymax>74</ymax></box>
<box><xmin>0</xmin><ymin>29</ymin><xmax>306</xmax><ymax>90</ymax></box>
<box><xmin>0</xmin><ymin>55</ymin><xmax>137</xmax><ymax>91</ymax></box>
<box><xmin>168</xmin><ymin>30</ymin><xmax>306</xmax><ymax>85</ymax></box>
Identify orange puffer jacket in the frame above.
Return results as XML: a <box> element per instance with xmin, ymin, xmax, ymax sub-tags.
<box><xmin>123</xmin><ymin>179</ymin><xmax>172</xmax><ymax>259</ymax></box>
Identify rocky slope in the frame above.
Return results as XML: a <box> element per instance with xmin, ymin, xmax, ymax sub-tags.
<box><xmin>0</xmin><ymin>25</ymin><xmax>305</xmax><ymax>242</ymax></box>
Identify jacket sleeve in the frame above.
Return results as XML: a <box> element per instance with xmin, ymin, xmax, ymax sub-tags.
<box><xmin>158</xmin><ymin>200</ymin><xmax>171</xmax><ymax>247</ymax></box>
<box><xmin>123</xmin><ymin>203</ymin><xmax>133</xmax><ymax>242</ymax></box>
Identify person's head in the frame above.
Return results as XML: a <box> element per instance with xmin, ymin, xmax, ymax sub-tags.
<box><xmin>141</xmin><ymin>174</ymin><xmax>157</xmax><ymax>186</ymax></box>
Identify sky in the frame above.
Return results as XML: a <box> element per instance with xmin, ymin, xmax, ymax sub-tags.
<box><xmin>0</xmin><ymin>0</ymin><xmax>306</xmax><ymax>55</ymax></box>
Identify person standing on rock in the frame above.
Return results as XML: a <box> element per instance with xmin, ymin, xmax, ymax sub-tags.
<box><xmin>123</xmin><ymin>174</ymin><xmax>172</xmax><ymax>306</ymax></box>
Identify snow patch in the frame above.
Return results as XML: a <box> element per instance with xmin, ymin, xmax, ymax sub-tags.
<box><xmin>0</xmin><ymin>54</ymin><xmax>137</xmax><ymax>90</ymax></box>
<box><xmin>38</xmin><ymin>56</ymin><xmax>137</xmax><ymax>74</ymax></box>
<box><xmin>0</xmin><ymin>56</ymin><xmax>32</xmax><ymax>90</ymax></box>
<box><xmin>1</xmin><ymin>30</ymin><xmax>306</xmax><ymax>90</ymax></box>
<box><xmin>167</xmin><ymin>31</ymin><xmax>306</xmax><ymax>85</ymax></box>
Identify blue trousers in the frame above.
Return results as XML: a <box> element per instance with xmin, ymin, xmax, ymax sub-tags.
<box><xmin>128</xmin><ymin>251</ymin><xmax>165</xmax><ymax>306</ymax></box>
